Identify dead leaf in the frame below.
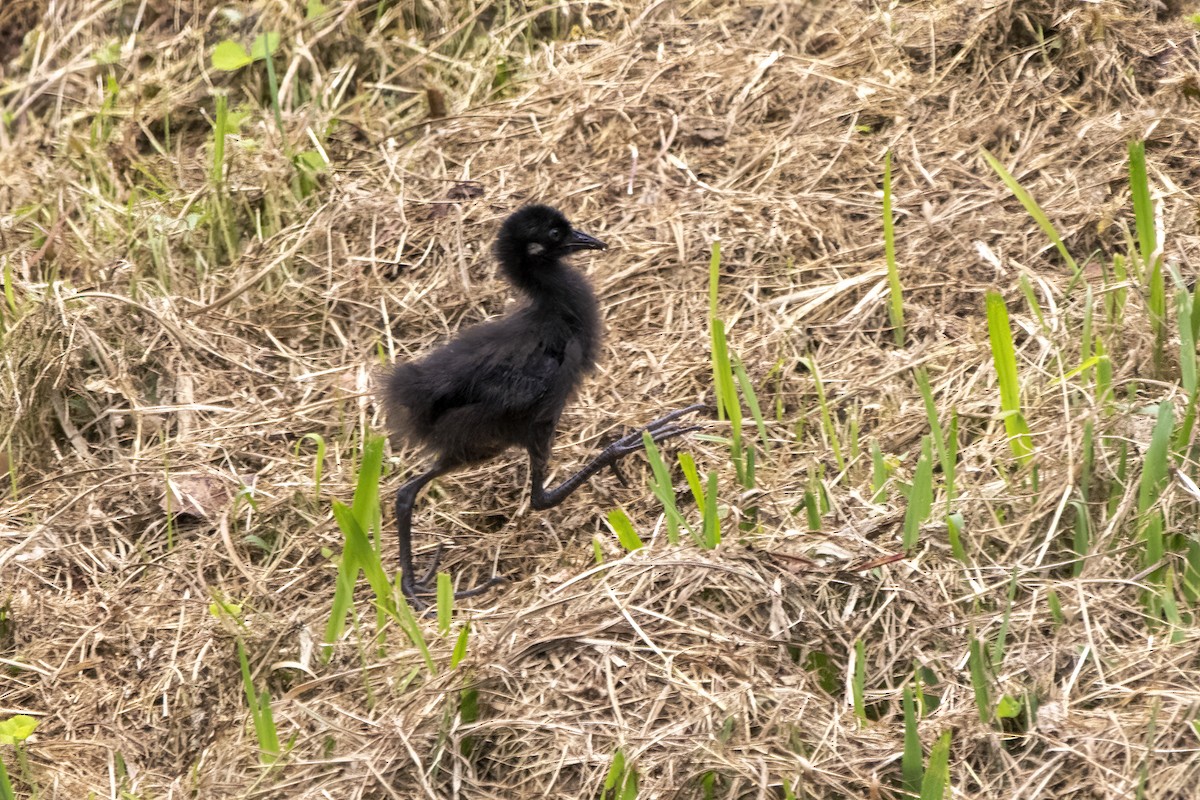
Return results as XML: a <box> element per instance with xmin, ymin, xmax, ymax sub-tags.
<box><xmin>163</xmin><ymin>473</ymin><xmax>234</xmax><ymax>520</ymax></box>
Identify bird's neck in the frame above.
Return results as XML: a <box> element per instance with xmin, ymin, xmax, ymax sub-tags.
<box><xmin>523</xmin><ymin>264</ymin><xmax>599</xmax><ymax>326</ymax></box>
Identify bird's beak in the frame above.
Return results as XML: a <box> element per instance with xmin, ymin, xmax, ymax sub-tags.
<box><xmin>565</xmin><ymin>229</ymin><xmax>607</xmax><ymax>251</ymax></box>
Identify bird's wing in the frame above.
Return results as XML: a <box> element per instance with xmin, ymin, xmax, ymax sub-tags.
<box><xmin>426</xmin><ymin>341</ymin><xmax>561</xmax><ymax>423</ymax></box>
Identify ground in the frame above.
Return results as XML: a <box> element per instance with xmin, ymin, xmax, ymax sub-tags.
<box><xmin>3</xmin><ymin>0</ymin><xmax>1200</xmax><ymax>798</ymax></box>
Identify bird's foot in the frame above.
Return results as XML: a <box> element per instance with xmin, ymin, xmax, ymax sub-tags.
<box><xmin>401</xmin><ymin>545</ymin><xmax>504</xmax><ymax>611</ymax></box>
<box><xmin>605</xmin><ymin>402</ymin><xmax>708</xmax><ymax>459</ymax></box>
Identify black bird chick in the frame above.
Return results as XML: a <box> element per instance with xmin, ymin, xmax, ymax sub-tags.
<box><xmin>386</xmin><ymin>205</ymin><xmax>703</xmax><ymax>605</ymax></box>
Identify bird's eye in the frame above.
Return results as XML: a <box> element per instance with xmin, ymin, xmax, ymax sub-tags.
<box><xmin>548</xmin><ymin>227</ymin><xmax>564</xmax><ymax>242</ymax></box>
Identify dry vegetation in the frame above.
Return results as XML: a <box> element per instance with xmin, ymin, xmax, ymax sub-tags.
<box><xmin>4</xmin><ymin>0</ymin><xmax>1200</xmax><ymax>797</ymax></box>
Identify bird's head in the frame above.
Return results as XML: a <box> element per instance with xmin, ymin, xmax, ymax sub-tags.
<box><xmin>495</xmin><ymin>205</ymin><xmax>606</xmax><ymax>279</ymax></box>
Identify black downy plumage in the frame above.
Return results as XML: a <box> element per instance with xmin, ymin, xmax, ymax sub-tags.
<box><xmin>386</xmin><ymin>205</ymin><xmax>703</xmax><ymax>605</ymax></box>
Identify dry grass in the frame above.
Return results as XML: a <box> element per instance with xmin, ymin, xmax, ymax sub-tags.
<box><xmin>4</xmin><ymin>0</ymin><xmax>1200</xmax><ymax>797</ymax></box>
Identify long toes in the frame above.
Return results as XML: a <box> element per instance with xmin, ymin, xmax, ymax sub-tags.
<box><xmin>609</xmin><ymin>407</ymin><xmax>706</xmax><ymax>449</ymax></box>
<box><xmin>648</xmin><ymin>423</ymin><xmax>703</xmax><ymax>442</ymax></box>
<box><xmin>452</xmin><ymin>575</ymin><xmax>506</xmax><ymax>600</ymax></box>
<box><xmin>401</xmin><ymin>586</ymin><xmax>431</xmax><ymax>611</ymax></box>
<box><xmin>644</xmin><ymin>403</ymin><xmax>709</xmax><ymax>430</ymax></box>
<box><xmin>403</xmin><ymin>573</ymin><xmax>504</xmax><ymax>612</ymax></box>
<box><xmin>608</xmin><ymin>459</ymin><xmax>631</xmax><ymax>487</ymax></box>
<box><xmin>416</xmin><ymin>544</ymin><xmax>447</xmax><ymax>586</ymax></box>
<box><xmin>610</xmin><ymin>423</ymin><xmax>699</xmax><ymax>456</ymax></box>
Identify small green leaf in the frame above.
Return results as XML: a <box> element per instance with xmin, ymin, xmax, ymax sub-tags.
<box><xmin>603</xmin><ymin>750</ymin><xmax>626</xmax><ymax>792</ymax></box>
<box><xmin>250</xmin><ymin>32</ymin><xmax>281</xmax><ymax>61</ymax></box>
<box><xmin>211</xmin><ymin>40</ymin><xmax>252</xmax><ymax>71</ymax></box>
<box><xmin>606</xmin><ymin>508</ymin><xmax>643</xmax><ymax>552</ymax></box>
<box><xmin>296</xmin><ymin>149</ymin><xmax>328</xmax><ymax>172</ymax></box>
<box><xmin>225</xmin><ymin>107</ymin><xmax>252</xmax><ymax>133</ymax></box>
<box><xmin>306</xmin><ymin>0</ymin><xmax>329</xmax><ymax>18</ymax></box>
<box><xmin>450</xmin><ymin>622</ymin><xmax>471</xmax><ymax>669</ymax></box>
<box><xmin>95</xmin><ymin>39</ymin><xmax>122</xmax><ymax>65</ymax></box>
<box><xmin>208</xmin><ymin>598</ymin><xmax>242</xmax><ymax>619</ymax></box>
<box><xmin>996</xmin><ymin>694</ymin><xmax>1023</xmax><ymax>719</ymax></box>
<box><xmin>0</xmin><ymin>715</ymin><xmax>37</xmax><ymax>745</ymax></box>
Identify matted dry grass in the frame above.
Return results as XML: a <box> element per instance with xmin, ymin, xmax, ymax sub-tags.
<box><xmin>4</xmin><ymin>0</ymin><xmax>1200</xmax><ymax>797</ymax></box>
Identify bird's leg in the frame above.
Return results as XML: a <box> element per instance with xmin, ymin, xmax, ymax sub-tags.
<box><xmin>529</xmin><ymin>403</ymin><xmax>707</xmax><ymax>510</ymax></box>
<box><xmin>396</xmin><ymin>464</ymin><xmax>504</xmax><ymax>609</ymax></box>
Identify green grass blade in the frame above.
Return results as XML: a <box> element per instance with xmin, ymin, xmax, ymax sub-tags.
<box><xmin>1018</xmin><ymin>272</ymin><xmax>1046</xmax><ymax>331</ymax></box>
<box><xmin>0</xmin><ymin>755</ymin><xmax>12</xmax><ymax>800</ymax></box>
<box><xmin>883</xmin><ymin>150</ymin><xmax>905</xmax><ymax>346</ymax></box>
<box><xmin>643</xmin><ymin>431</ymin><xmax>687</xmax><ymax>544</ymax></box>
<box><xmin>920</xmin><ymin>731</ymin><xmax>951</xmax><ymax>800</ymax></box>
<box><xmin>1184</xmin><ymin>541</ymin><xmax>1200</xmax><ymax>605</ymax></box>
<box><xmin>946</xmin><ymin>511</ymin><xmax>967</xmax><ymax>564</ymax></box>
<box><xmin>803</xmin><ymin>487</ymin><xmax>822</xmax><ymax>531</ymax></box>
<box><xmin>607</xmin><ymin>508</ymin><xmax>643</xmax><ymax>552</ymax></box>
<box><xmin>1176</xmin><ymin>289</ymin><xmax>1198</xmax><ymax>449</ymax></box>
<box><xmin>944</xmin><ymin>410</ymin><xmax>958</xmax><ymax>506</ymax></box>
<box><xmin>804</xmin><ymin>358</ymin><xmax>845</xmax><ymax>472</ymax></box>
<box><xmin>603</xmin><ymin>749</ymin><xmax>627</xmax><ymax>795</ymax></box>
<box><xmin>619</xmin><ymin>768</ymin><xmax>639</xmax><ymax>800</ymax></box>
<box><xmin>1070</xmin><ymin>499</ymin><xmax>1090</xmax><ymax>576</ymax></box>
<box><xmin>678</xmin><ymin>452</ymin><xmax>720</xmax><ymax>547</ymax></box>
<box><xmin>325</xmin><ymin>497</ymin><xmax>394</xmax><ymax>661</ymax></box>
<box><xmin>1081</xmin><ymin>284</ymin><xmax>1095</xmax><ymax>379</ymax></box>
<box><xmin>1095</xmin><ymin>335</ymin><xmax>1114</xmax><ymax>413</ymax></box>
<box><xmin>1137</xmin><ymin>403</ymin><xmax>1174</xmax><ymax>516</ymax></box>
<box><xmin>914</xmin><ymin>368</ymin><xmax>947</xmax><ymax>475</ymax></box>
<box><xmin>678</xmin><ymin>452</ymin><xmax>705</xmax><ymax>508</ymax></box>
<box><xmin>1129</xmin><ymin>141</ymin><xmax>1165</xmax><ymax>373</ymax></box>
<box><xmin>1107</xmin><ymin>253</ymin><xmax>1129</xmax><ymax>326</ymax></box>
<box><xmin>1135</xmin><ymin>701</ymin><xmax>1160</xmax><ymax>800</ymax></box>
<box><xmin>902</xmin><ymin>436</ymin><xmax>934</xmax><ymax>553</ymax></box>
<box><xmin>450</xmin><ymin>622</ymin><xmax>471</xmax><ymax>669</ymax></box>
<box><xmin>2</xmin><ymin>258</ymin><xmax>16</xmax><ymax>317</ymax></box>
<box><xmin>1129</xmin><ymin>140</ymin><xmax>1158</xmax><ymax>277</ymax></box>
<box><xmin>332</xmin><ymin>501</ymin><xmax>392</xmax><ymax>607</ymax></box>
<box><xmin>256</xmin><ymin>687</ymin><xmax>280</xmax><ymax>763</ymax></box>
<box><xmin>1193</xmin><ymin>271</ymin><xmax>1200</xmax><ymax>345</ymax></box>
<box><xmin>851</xmin><ymin>639</ymin><xmax>866</xmax><ymax>723</ymax></box>
<box><xmin>711</xmin><ymin>316</ymin><xmax>744</xmax><ymax>476</ymax></box>
<box><xmin>870</xmin><ymin>440</ymin><xmax>888</xmax><ymax>503</ymax></box>
<box><xmin>986</xmin><ymin>292</ymin><xmax>1033</xmax><ymax>465</ymax></box>
<box><xmin>981</xmin><ymin>148</ymin><xmax>1078</xmax><ymax>273</ymax></box>
<box><xmin>1160</xmin><ymin>568</ymin><xmax>1184</xmax><ymax>636</ymax></box>
<box><xmin>732</xmin><ymin>352</ymin><xmax>771</xmax><ymax>454</ymax></box>
<box><xmin>211</xmin><ymin>94</ymin><xmax>228</xmax><ymax>185</ymax></box>
<box><xmin>437</xmin><ymin>572</ymin><xmax>452</xmax><ymax>635</ymax></box>
<box><xmin>990</xmin><ymin>569</ymin><xmax>1018</xmax><ymax>667</ymax></box>
<box><xmin>709</xmin><ymin>239</ymin><xmax>747</xmax><ymax>482</ymax></box>
<box><xmin>902</xmin><ymin>686</ymin><xmax>923</xmax><ymax>795</ymax></box>
<box><xmin>703</xmin><ymin>471</ymin><xmax>720</xmax><ymax>548</ymax></box>
<box><xmin>322</xmin><ymin>435</ymin><xmax>394</xmax><ymax>662</ymax></box>
<box><xmin>350</xmin><ymin>435</ymin><xmax>385</xmax><ymax>553</ymax></box>
<box><xmin>238</xmin><ymin>638</ymin><xmax>279</xmax><ymax>763</ymax></box>
<box><xmin>262</xmin><ymin>32</ymin><xmax>286</xmax><ymax>142</ymax></box>
<box><xmin>708</xmin><ymin>241</ymin><xmax>727</xmax><ymax>423</ymax></box>
<box><xmin>322</xmin><ymin>530</ymin><xmax>357</xmax><ymax>660</ymax></box>
<box><xmin>1047</xmin><ymin>589</ymin><xmax>1065</xmax><ymax>626</ymax></box>
<box><xmin>968</xmin><ymin>637</ymin><xmax>991</xmax><ymax>724</ymax></box>
<box><xmin>389</xmin><ymin>586</ymin><xmax>436</xmax><ymax>674</ymax></box>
